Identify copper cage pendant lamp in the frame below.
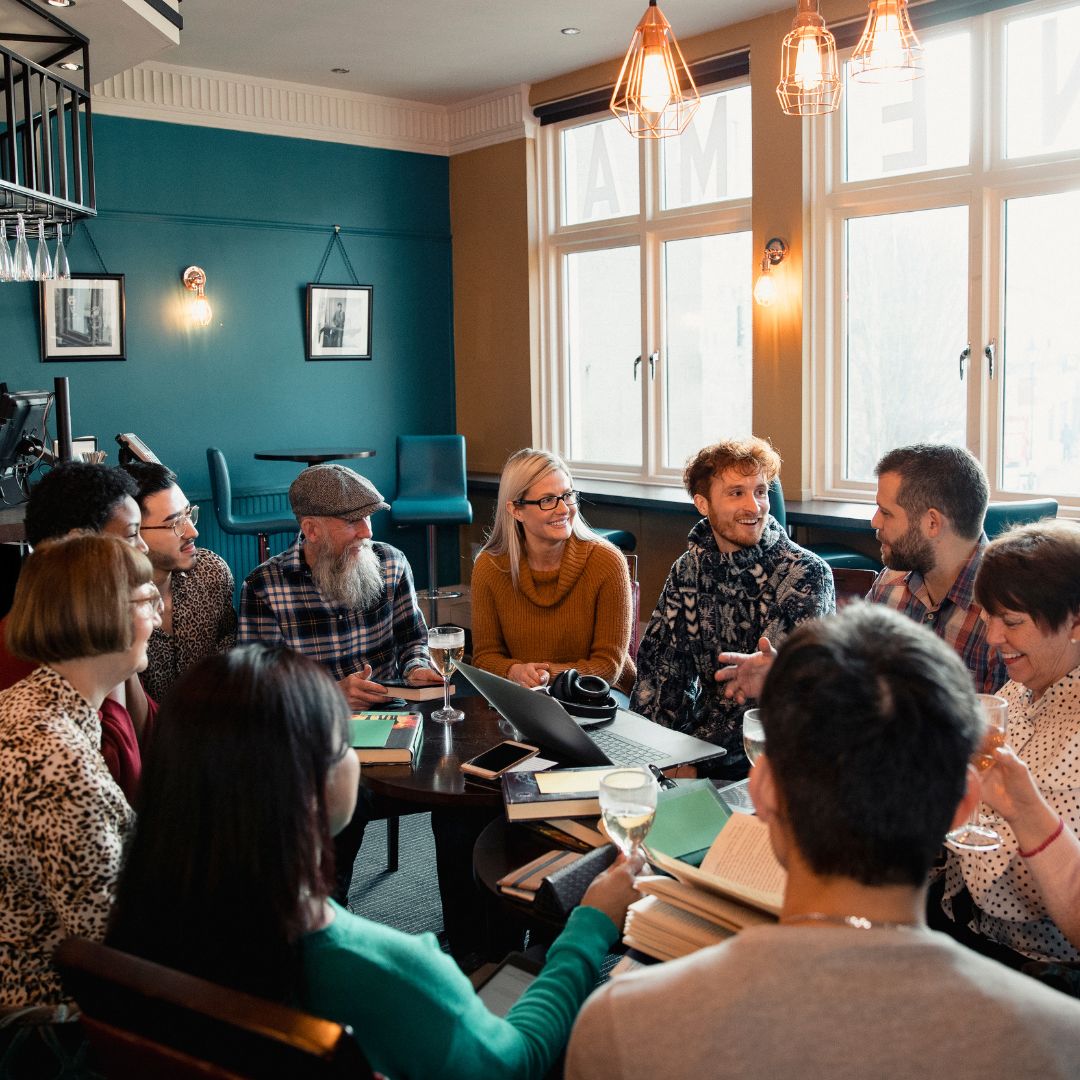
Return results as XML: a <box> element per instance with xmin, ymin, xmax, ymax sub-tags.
<box><xmin>610</xmin><ymin>0</ymin><xmax>701</xmax><ymax>139</ymax></box>
<box><xmin>850</xmin><ymin>0</ymin><xmax>923</xmax><ymax>83</ymax></box>
<box><xmin>776</xmin><ymin>0</ymin><xmax>841</xmax><ymax>116</ymax></box>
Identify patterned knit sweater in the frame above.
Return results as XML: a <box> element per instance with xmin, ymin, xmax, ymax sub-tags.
<box><xmin>471</xmin><ymin>535</ymin><xmax>634</xmax><ymax>692</ymax></box>
<box><xmin>630</xmin><ymin>516</ymin><xmax>834</xmax><ymax>770</ymax></box>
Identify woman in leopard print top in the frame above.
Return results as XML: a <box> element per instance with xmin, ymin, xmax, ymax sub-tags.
<box><xmin>0</xmin><ymin>535</ymin><xmax>160</xmax><ymax>1014</ymax></box>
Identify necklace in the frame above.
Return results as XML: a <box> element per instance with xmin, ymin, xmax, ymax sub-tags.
<box><xmin>779</xmin><ymin>912</ymin><xmax>923</xmax><ymax>932</ymax></box>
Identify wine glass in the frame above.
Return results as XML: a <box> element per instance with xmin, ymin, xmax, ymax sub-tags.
<box><xmin>13</xmin><ymin>214</ymin><xmax>33</xmax><ymax>282</ymax></box>
<box><xmin>599</xmin><ymin>767</ymin><xmax>658</xmax><ymax>860</ymax></box>
<box><xmin>54</xmin><ymin>226</ymin><xmax>71</xmax><ymax>280</ymax></box>
<box><xmin>742</xmin><ymin>708</ymin><xmax>766</xmax><ymax>766</ymax></box>
<box><xmin>34</xmin><ymin>220</ymin><xmax>52</xmax><ymax>281</ymax></box>
<box><xmin>428</xmin><ymin>625</ymin><xmax>465</xmax><ymax>723</ymax></box>
<box><xmin>946</xmin><ymin>693</ymin><xmax>1008</xmax><ymax>852</ymax></box>
<box><xmin>0</xmin><ymin>221</ymin><xmax>14</xmax><ymax>282</ymax></box>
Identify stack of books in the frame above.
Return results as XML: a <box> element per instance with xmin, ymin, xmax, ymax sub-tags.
<box><xmin>625</xmin><ymin>814</ymin><xmax>785</xmax><ymax>962</ymax></box>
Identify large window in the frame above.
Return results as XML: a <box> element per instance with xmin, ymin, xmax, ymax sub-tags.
<box><xmin>811</xmin><ymin>0</ymin><xmax>1080</xmax><ymax>506</ymax></box>
<box><xmin>538</xmin><ymin>83</ymin><xmax>753</xmax><ymax>483</ymax></box>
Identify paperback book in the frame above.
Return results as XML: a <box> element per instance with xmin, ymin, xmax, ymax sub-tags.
<box><xmin>349</xmin><ymin>712</ymin><xmax>424</xmax><ymax>764</ymax></box>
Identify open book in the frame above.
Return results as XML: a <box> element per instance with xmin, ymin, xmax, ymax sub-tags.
<box><xmin>627</xmin><ymin>814</ymin><xmax>786</xmax><ymax>961</ymax></box>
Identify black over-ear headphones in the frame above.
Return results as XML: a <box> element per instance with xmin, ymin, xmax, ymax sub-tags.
<box><xmin>548</xmin><ymin>669</ymin><xmax>618</xmax><ymax>722</ymax></box>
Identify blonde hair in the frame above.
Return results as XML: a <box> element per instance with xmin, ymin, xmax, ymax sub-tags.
<box><xmin>6</xmin><ymin>534</ymin><xmax>153</xmax><ymax>664</ymax></box>
<box><xmin>477</xmin><ymin>448</ymin><xmax>599</xmax><ymax>588</ymax></box>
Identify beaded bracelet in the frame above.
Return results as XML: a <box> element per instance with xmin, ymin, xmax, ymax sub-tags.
<box><xmin>1019</xmin><ymin>816</ymin><xmax>1064</xmax><ymax>859</ymax></box>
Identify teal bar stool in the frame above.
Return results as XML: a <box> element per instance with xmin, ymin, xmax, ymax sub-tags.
<box><xmin>389</xmin><ymin>435</ymin><xmax>473</xmax><ymax>625</ymax></box>
<box><xmin>206</xmin><ymin>448</ymin><xmax>297</xmax><ymax>564</ymax></box>
<box><xmin>594</xmin><ymin>527</ymin><xmax>636</xmax><ymax>552</ymax></box>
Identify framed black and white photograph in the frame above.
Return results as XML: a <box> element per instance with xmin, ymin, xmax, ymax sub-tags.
<box><xmin>39</xmin><ymin>274</ymin><xmax>126</xmax><ymax>362</ymax></box>
<box><xmin>306</xmin><ymin>283</ymin><xmax>373</xmax><ymax>361</ymax></box>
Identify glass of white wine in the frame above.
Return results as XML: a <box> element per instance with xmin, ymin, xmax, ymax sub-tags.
<box><xmin>946</xmin><ymin>693</ymin><xmax>1008</xmax><ymax>852</ymax></box>
<box><xmin>428</xmin><ymin>625</ymin><xmax>465</xmax><ymax>723</ymax></box>
<box><xmin>742</xmin><ymin>708</ymin><xmax>765</xmax><ymax>766</ymax></box>
<box><xmin>599</xmin><ymin>767</ymin><xmax>658</xmax><ymax>860</ymax></box>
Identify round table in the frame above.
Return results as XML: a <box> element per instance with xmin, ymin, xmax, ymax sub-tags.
<box><xmin>360</xmin><ymin>694</ymin><xmax>511</xmax><ymax>808</ymax></box>
<box><xmin>254</xmin><ymin>448</ymin><xmax>376</xmax><ymax>467</ymax></box>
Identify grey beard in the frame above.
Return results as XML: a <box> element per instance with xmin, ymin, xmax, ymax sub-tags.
<box><xmin>310</xmin><ymin>540</ymin><xmax>384</xmax><ymax>610</ymax></box>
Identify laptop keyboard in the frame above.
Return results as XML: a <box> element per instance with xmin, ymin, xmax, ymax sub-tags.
<box><xmin>587</xmin><ymin>727</ymin><xmax>660</xmax><ymax>766</ymax></box>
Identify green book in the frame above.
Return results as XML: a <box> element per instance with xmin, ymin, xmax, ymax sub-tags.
<box><xmin>646</xmin><ymin>781</ymin><xmax>733</xmax><ymax>867</ymax></box>
<box><xmin>349</xmin><ymin>712</ymin><xmax>423</xmax><ymax>764</ymax></box>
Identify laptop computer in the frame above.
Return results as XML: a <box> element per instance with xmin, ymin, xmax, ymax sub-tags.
<box><xmin>457</xmin><ymin>661</ymin><xmax>726</xmax><ymax>770</ymax></box>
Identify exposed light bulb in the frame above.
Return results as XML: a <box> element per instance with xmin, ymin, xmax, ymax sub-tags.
<box><xmin>868</xmin><ymin>8</ymin><xmax>905</xmax><ymax>69</ymax></box>
<box><xmin>754</xmin><ymin>271</ymin><xmax>777</xmax><ymax>308</ymax></box>
<box><xmin>639</xmin><ymin>47</ymin><xmax>672</xmax><ymax>113</ymax></box>
<box><xmin>793</xmin><ymin>31</ymin><xmax>825</xmax><ymax>90</ymax></box>
<box><xmin>189</xmin><ymin>296</ymin><xmax>213</xmax><ymax>327</ymax></box>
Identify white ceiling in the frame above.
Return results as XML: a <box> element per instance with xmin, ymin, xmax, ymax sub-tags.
<box><xmin>131</xmin><ymin>0</ymin><xmax>781</xmax><ymax>105</ymax></box>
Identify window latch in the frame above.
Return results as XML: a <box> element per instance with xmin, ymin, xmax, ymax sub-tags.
<box><xmin>633</xmin><ymin>355</ymin><xmax>641</xmax><ymax>381</ymax></box>
<box><xmin>984</xmin><ymin>339</ymin><xmax>996</xmax><ymax>380</ymax></box>
<box><xmin>648</xmin><ymin>351</ymin><xmax>657</xmax><ymax>379</ymax></box>
<box><xmin>959</xmin><ymin>343</ymin><xmax>971</xmax><ymax>381</ymax></box>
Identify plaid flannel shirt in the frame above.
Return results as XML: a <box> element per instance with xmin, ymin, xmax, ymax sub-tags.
<box><xmin>868</xmin><ymin>537</ymin><xmax>1007</xmax><ymax>694</ymax></box>
<box><xmin>238</xmin><ymin>538</ymin><xmax>429</xmax><ymax>682</ymax></box>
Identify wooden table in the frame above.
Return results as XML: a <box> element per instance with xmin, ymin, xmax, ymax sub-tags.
<box><xmin>360</xmin><ymin>693</ymin><xmax>510</xmax><ymax>808</ymax></box>
<box><xmin>254</xmin><ymin>448</ymin><xmax>376</xmax><ymax>467</ymax></box>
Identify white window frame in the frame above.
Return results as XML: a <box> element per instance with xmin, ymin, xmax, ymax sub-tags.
<box><xmin>536</xmin><ymin>79</ymin><xmax>753</xmax><ymax>486</ymax></box>
<box><xmin>809</xmin><ymin>0</ymin><xmax>1080</xmax><ymax>513</ymax></box>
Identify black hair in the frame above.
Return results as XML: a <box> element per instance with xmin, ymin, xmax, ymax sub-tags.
<box><xmin>121</xmin><ymin>461</ymin><xmax>179</xmax><ymax>510</ymax></box>
<box><xmin>107</xmin><ymin>646</ymin><xmax>351</xmax><ymax>1000</ymax></box>
<box><xmin>760</xmin><ymin>604</ymin><xmax>981</xmax><ymax>887</ymax></box>
<box><xmin>874</xmin><ymin>443</ymin><xmax>989</xmax><ymax>541</ymax></box>
<box><xmin>24</xmin><ymin>463</ymin><xmax>138</xmax><ymax>547</ymax></box>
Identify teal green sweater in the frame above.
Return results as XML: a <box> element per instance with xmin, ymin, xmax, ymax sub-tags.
<box><xmin>302</xmin><ymin>901</ymin><xmax>618</xmax><ymax>1080</ymax></box>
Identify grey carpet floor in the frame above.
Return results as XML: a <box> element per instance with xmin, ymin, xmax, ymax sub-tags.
<box><xmin>345</xmin><ymin>813</ymin><xmax>445</xmax><ymax>939</ymax></box>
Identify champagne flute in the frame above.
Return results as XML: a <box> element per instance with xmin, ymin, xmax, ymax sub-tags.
<box><xmin>428</xmin><ymin>625</ymin><xmax>465</xmax><ymax>723</ymax></box>
<box><xmin>742</xmin><ymin>707</ymin><xmax>766</xmax><ymax>766</ymax></box>
<box><xmin>34</xmin><ymin>220</ymin><xmax>52</xmax><ymax>281</ymax></box>
<box><xmin>0</xmin><ymin>221</ymin><xmax>14</xmax><ymax>282</ymax></box>
<box><xmin>13</xmin><ymin>214</ymin><xmax>33</xmax><ymax>282</ymax></box>
<box><xmin>54</xmin><ymin>226</ymin><xmax>71</xmax><ymax>280</ymax></box>
<box><xmin>946</xmin><ymin>693</ymin><xmax>1008</xmax><ymax>852</ymax></box>
<box><xmin>599</xmin><ymin>767</ymin><xmax>658</xmax><ymax>860</ymax></box>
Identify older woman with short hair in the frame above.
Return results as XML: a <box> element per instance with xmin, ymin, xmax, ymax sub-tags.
<box><xmin>938</xmin><ymin>518</ymin><xmax>1080</xmax><ymax>965</ymax></box>
<box><xmin>0</xmin><ymin>535</ymin><xmax>159</xmax><ymax>1024</ymax></box>
<box><xmin>472</xmin><ymin>449</ymin><xmax>633</xmax><ymax>691</ymax></box>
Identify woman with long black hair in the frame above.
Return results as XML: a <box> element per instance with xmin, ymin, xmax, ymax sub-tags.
<box><xmin>108</xmin><ymin>645</ymin><xmax>639</xmax><ymax>1079</ymax></box>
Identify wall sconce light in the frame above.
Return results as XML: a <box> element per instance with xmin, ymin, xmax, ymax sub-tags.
<box><xmin>776</xmin><ymin>0</ymin><xmax>841</xmax><ymax>116</ymax></box>
<box><xmin>753</xmin><ymin>238</ymin><xmax>788</xmax><ymax>307</ymax></box>
<box><xmin>610</xmin><ymin>1</ymin><xmax>700</xmax><ymax>139</ymax></box>
<box><xmin>850</xmin><ymin>0</ymin><xmax>923</xmax><ymax>83</ymax></box>
<box><xmin>181</xmin><ymin>265</ymin><xmax>213</xmax><ymax>327</ymax></box>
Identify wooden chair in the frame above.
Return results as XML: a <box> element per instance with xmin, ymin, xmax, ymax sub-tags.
<box><xmin>54</xmin><ymin>937</ymin><xmax>375</xmax><ymax>1080</ymax></box>
<box><xmin>832</xmin><ymin>567</ymin><xmax>878</xmax><ymax>609</ymax></box>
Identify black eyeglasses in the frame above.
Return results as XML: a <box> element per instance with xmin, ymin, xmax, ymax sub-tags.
<box><xmin>514</xmin><ymin>490</ymin><xmax>580</xmax><ymax>511</ymax></box>
<box><xmin>142</xmin><ymin>505</ymin><xmax>199</xmax><ymax>537</ymax></box>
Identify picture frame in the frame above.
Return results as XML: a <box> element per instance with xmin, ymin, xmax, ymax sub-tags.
<box><xmin>39</xmin><ymin>274</ymin><xmax>126</xmax><ymax>362</ymax></box>
<box><xmin>306</xmin><ymin>283</ymin><xmax>373</xmax><ymax>361</ymax></box>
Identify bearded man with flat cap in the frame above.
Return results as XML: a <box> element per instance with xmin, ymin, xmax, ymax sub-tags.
<box><xmin>238</xmin><ymin>463</ymin><xmax>442</xmax><ymax>709</ymax></box>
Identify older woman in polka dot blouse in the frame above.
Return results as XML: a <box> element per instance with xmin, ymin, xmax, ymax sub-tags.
<box><xmin>939</xmin><ymin>519</ymin><xmax>1080</xmax><ymax>964</ymax></box>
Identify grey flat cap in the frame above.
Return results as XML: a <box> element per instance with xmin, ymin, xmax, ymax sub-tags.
<box><xmin>289</xmin><ymin>464</ymin><xmax>389</xmax><ymax>522</ymax></box>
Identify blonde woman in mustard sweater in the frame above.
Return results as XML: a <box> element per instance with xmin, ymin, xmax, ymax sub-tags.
<box><xmin>472</xmin><ymin>449</ymin><xmax>634</xmax><ymax>692</ymax></box>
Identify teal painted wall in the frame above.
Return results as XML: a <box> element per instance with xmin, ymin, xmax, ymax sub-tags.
<box><xmin>0</xmin><ymin>115</ymin><xmax>462</xmax><ymax>588</ymax></box>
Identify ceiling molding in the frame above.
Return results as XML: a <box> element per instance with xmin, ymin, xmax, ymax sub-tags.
<box><xmin>91</xmin><ymin>62</ymin><xmax>533</xmax><ymax>156</ymax></box>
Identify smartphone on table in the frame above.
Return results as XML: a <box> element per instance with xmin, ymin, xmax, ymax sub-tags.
<box><xmin>460</xmin><ymin>740</ymin><xmax>540</xmax><ymax>780</ymax></box>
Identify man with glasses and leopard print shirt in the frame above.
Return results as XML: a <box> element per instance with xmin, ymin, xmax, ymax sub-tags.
<box><xmin>123</xmin><ymin>462</ymin><xmax>237</xmax><ymax>702</ymax></box>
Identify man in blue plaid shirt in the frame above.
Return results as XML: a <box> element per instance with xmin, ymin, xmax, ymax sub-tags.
<box><xmin>238</xmin><ymin>464</ymin><xmax>442</xmax><ymax>709</ymax></box>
